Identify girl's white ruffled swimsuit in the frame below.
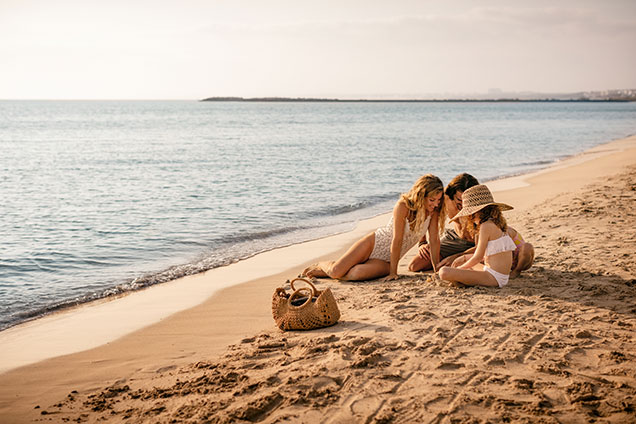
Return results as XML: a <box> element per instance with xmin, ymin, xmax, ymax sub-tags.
<box><xmin>485</xmin><ymin>233</ymin><xmax>517</xmax><ymax>256</ymax></box>
<box><xmin>369</xmin><ymin>215</ymin><xmax>431</xmax><ymax>262</ymax></box>
<box><xmin>484</xmin><ymin>233</ymin><xmax>517</xmax><ymax>287</ymax></box>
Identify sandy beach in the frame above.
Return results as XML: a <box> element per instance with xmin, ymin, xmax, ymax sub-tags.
<box><xmin>1</xmin><ymin>135</ymin><xmax>635</xmax><ymax>423</ymax></box>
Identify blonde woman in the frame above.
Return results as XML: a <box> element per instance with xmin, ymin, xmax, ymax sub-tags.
<box><xmin>303</xmin><ymin>174</ymin><xmax>445</xmax><ymax>282</ymax></box>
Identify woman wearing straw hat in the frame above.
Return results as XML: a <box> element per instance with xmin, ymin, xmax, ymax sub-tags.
<box><xmin>438</xmin><ymin>184</ymin><xmax>516</xmax><ymax>288</ymax></box>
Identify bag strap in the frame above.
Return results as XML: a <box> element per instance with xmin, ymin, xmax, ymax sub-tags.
<box><xmin>290</xmin><ymin>277</ymin><xmax>318</xmax><ymax>295</ymax></box>
<box><xmin>288</xmin><ymin>287</ymin><xmax>314</xmax><ymax>308</ymax></box>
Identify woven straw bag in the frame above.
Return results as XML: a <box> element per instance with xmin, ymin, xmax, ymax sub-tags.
<box><xmin>272</xmin><ymin>278</ymin><xmax>340</xmax><ymax>331</ymax></box>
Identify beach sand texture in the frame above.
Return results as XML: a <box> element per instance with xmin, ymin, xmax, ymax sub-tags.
<box><xmin>0</xmin><ymin>136</ymin><xmax>635</xmax><ymax>423</ymax></box>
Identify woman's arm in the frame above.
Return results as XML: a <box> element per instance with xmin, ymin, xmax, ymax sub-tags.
<box><xmin>458</xmin><ymin>225</ymin><xmax>489</xmax><ymax>270</ymax></box>
<box><xmin>388</xmin><ymin>200</ymin><xmax>409</xmax><ymax>278</ymax></box>
<box><xmin>428</xmin><ymin>212</ymin><xmax>441</xmax><ymax>271</ymax></box>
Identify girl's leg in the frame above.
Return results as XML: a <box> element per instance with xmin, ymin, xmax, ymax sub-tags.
<box><xmin>303</xmin><ymin>233</ymin><xmax>375</xmax><ymax>279</ymax></box>
<box><xmin>439</xmin><ymin>264</ymin><xmax>499</xmax><ymax>287</ymax></box>
<box><xmin>341</xmin><ymin>259</ymin><xmax>390</xmax><ymax>281</ymax></box>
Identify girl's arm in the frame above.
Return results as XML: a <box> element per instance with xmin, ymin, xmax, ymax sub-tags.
<box><xmin>428</xmin><ymin>212</ymin><xmax>440</xmax><ymax>271</ymax></box>
<box><xmin>439</xmin><ymin>246</ymin><xmax>476</xmax><ymax>267</ymax></box>
<box><xmin>458</xmin><ymin>225</ymin><xmax>489</xmax><ymax>270</ymax></box>
<box><xmin>387</xmin><ymin>200</ymin><xmax>408</xmax><ymax>279</ymax></box>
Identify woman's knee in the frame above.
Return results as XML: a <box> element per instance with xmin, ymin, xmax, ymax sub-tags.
<box><xmin>327</xmin><ymin>261</ymin><xmax>351</xmax><ymax>279</ymax></box>
<box><xmin>519</xmin><ymin>243</ymin><xmax>534</xmax><ymax>262</ymax></box>
<box><xmin>409</xmin><ymin>256</ymin><xmax>430</xmax><ymax>272</ymax></box>
<box><xmin>439</xmin><ymin>266</ymin><xmax>451</xmax><ymax>280</ymax></box>
<box><xmin>408</xmin><ymin>256</ymin><xmax>431</xmax><ymax>272</ymax></box>
<box><xmin>519</xmin><ymin>243</ymin><xmax>535</xmax><ymax>267</ymax></box>
<box><xmin>522</xmin><ymin>243</ymin><xmax>535</xmax><ymax>258</ymax></box>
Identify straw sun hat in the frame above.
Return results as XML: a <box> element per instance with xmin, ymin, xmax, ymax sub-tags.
<box><xmin>450</xmin><ymin>184</ymin><xmax>513</xmax><ymax>222</ymax></box>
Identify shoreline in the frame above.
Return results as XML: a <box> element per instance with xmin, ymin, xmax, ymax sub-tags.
<box><xmin>0</xmin><ymin>134</ymin><xmax>635</xmax><ymax>420</ymax></box>
<box><xmin>1</xmin><ymin>132</ymin><xmax>631</xmax><ymax>337</ymax></box>
<box><xmin>0</xmin><ymin>213</ymin><xmax>387</xmax><ymax>374</ymax></box>
<box><xmin>1</xmin><ymin>135</ymin><xmax>635</xmax><ymax>375</ymax></box>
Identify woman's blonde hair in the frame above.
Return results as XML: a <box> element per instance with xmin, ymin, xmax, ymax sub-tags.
<box><xmin>400</xmin><ymin>174</ymin><xmax>446</xmax><ymax>235</ymax></box>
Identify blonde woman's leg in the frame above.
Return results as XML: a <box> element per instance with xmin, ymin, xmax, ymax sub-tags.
<box><xmin>341</xmin><ymin>259</ymin><xmax>390</xmax><ymax>281</ymax></box>
<box><xmin>303</xmin><ymin>233</ymin><xmax>375</xmax><ymax>279</ymax></box>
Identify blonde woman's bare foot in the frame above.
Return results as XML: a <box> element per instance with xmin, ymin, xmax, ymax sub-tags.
<box><xmin>301</xmin><ymin>264</ymin><xmax>326</xmax><ymax>278</ymax></box>
<box><xmin>510</xmin><ymin>269</ymin><xmax>521</xmax><ymax>279</ymax></box>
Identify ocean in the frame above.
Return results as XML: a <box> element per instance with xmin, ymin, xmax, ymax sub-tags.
<box><xmin>1</xmin><ymin>100</ymin><xmax>635</xmax><ymax>330</ymax></box>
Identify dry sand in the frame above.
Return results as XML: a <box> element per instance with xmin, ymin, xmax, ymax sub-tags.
<box><xmin>1</xmin><ymin>136</ymin><xmax>635</xmax><ymax>423</ymax></box>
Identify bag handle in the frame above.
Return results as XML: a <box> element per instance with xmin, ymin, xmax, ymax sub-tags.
<box><xmin>288</xmin><ymin>287</ymin><xmax>314</xmax><ymax>308</ymax></box>
<box><xmin>289</xmin><ymin>277</ymin><xmax>318</xmax><ymax>296</ymax></box>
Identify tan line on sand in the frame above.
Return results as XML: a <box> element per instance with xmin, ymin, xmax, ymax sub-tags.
<box><xmin>0</xmin><ymin>135</ymin><xmax>635</xmax><ymax>422</ymax></box>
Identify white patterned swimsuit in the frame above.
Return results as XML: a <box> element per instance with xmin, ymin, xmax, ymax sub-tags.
<box><xmin>368</xmin><ymin>215</ymin><xmax>431</xmax><ymax>262</ymax></box>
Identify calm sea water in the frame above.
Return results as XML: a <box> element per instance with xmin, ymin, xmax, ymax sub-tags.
<box><xmin>1</xmin><ymin>100</ymin><xmax>635</xmax><ymax>330</ymax></box>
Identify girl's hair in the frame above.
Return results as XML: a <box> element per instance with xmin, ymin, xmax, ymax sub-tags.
<box><xmin>400</xmin><ymin>174</ymin><xmax>446</xmax><ymax>234</ymax></box>
<box><xmin>467</xmin><ymin>204</ymin><xmax>507</xmax><ymax>237</ymax></box>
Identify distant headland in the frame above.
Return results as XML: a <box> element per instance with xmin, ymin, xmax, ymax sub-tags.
<box><xmin>201</xmin><ymin>89</ymin><xmax>636</xmax><ymax>103</ymax></box>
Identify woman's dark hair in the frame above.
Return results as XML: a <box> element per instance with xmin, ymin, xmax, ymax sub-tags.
<box><xmin>445</xmin><ymin>173</ymin><xmax>479</xmax><ymax>199</ymax></box>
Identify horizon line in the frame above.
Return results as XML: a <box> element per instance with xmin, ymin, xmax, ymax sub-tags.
<box><xmin>1</xmin><ymin>98</ymin><xmax>634</xmax><ymax>103</ymax></box>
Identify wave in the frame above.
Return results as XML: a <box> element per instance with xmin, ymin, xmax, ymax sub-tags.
<box><xmin>297</xmin><ymin>193</ymin><xmax>399</xmax><ymax>220</ymax></box>
<box><xmin>120</xmin><ymin>195</ymin><xmax>397</xmax><ymax>289</ymax></box>
<box><xmin>0</xmin><ymin>195</ymin><xmax>395</xmax><ymax>331</ymax></box>
<box><xmin>516</xmin><ymin>159</ymin><xmax>556</xmax><ymax>167</ymax></box>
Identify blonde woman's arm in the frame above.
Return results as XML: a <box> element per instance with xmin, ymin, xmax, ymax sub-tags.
<box><xmin>428</xmin><ymin>212</ymin><xmax>441</xmax><ymax>271</ymax></box>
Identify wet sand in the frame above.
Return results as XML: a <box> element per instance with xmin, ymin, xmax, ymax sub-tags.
<box><xmin>0</xmin><ymin>135</ymin><xmax>635</xmax><ymax>423</ymax></box>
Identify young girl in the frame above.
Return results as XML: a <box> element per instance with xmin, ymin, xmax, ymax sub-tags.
<box><xmin>438</xmin><ymin>184</ymin><xmax>515</xmax><ymax>288</ymax></box>
<box><xmin>439</xmin><ymin>226</ymin><xmax>535</xmax><ymax>279</ymax></box>
<box><xmin>303</xmin><ymin>174</ymin><xmax>446</xmax><ymax>282</ymax></box>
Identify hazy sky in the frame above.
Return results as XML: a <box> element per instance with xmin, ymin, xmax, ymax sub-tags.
<box><xmin>1</xmin><ymin>0</ymin><xmax>635</xmax><ymax>99</ymax></box>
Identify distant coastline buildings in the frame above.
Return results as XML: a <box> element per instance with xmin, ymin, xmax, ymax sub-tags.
<box><xmin>201</xmin><ymin>89</ymin><xmax>636</xmax><ymax>102</ymax></box>
<box><xmin>578</xmin><ymin>89</ymin><xmax>636</xmax><ymax>101</ymax></box>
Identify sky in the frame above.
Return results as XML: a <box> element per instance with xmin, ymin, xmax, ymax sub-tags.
<box><xmin>1</xmin><ymin>0</ymin><xmax>635</xmax><ymax>99</ymax></box>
